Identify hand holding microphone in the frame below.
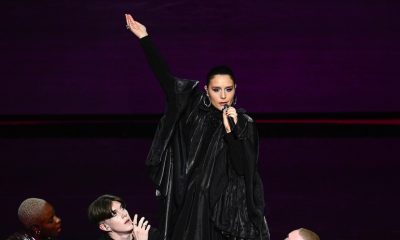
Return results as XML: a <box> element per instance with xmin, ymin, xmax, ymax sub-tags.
<box><xmin>223</xmin><ymin>104</ymin><xmax>238</xmax><ymax>137</ymax></box>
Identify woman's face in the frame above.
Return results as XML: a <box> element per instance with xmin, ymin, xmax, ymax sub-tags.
<box><xmin>103</xmin><ymin>201</ymin><xmax>133</xmax><ymax>234</ymax></box>
<box><xmin>204</xmin><ymin>74</ymin><xmax>236</xmax><ymax>110</ymax></box>
<box><xmin>37</xmin><ymin>203</ymin><xmax>62</xmax><ymax>238</ymax></box>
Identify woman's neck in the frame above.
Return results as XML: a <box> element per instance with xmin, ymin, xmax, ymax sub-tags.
<box><xmin>108</xmin><ymin>231</ymin><xmax>133</xmax><ymax>240</ymax></box>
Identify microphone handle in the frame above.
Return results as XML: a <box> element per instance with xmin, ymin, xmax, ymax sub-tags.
<box><xmin>223</xmin><ymin>104</ymin><xmax>237</xmax><ymax>138</ymax></box>
<box><xmin>228</xmin><ymin>116</ymin><xmax>237</xmax><ymax>138</ymax></box>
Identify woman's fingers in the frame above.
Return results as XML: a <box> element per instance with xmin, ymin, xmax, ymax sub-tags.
<box><xmin>126</xmin><ymin>14</ymin><xmax>132</xmax><ymax>24</ymax></box>
<box><xmin>226</xmin><ymin>107</ymin><xmax>237</xmax><ymax>116</ymax></box>
<box><xmin>128</xmin><ymin>15</ymin><xmax>134</xmax><ymax>27</ymax></box>
<box><xmin>129</xmin><ymin>15</ymin><xmax>141</xmax><ymax>29</ymax></box>
<box><xmin>138</xmin><ymin>216</ymin><xmax>145</xmax><ymax>227</ymax></box>
<box><xmin>145</xmin><ymin>224</ymin><xmax>151</xmax><ymax>231</ymax></box>
<box><xmin>125</xmin><ymin>14</ymin><xmax>136</xmax><ymax>28</ymax></box>
<box><xmin>132</xmin><ymin>214</ymin><xmax>151</xmax><ymax>229</ymax></box>
<box><xmin>143</xmin><ymin>220</ymin><xmax>148</xmax><ymax>227</ymax></box>
<box><xmin>225</xmin><ymin>107</ymin><xmax>238</xmax><ymax>125</ymax></box>
<box><xmin>126</xmin><ymin>13</ymin><xmax>133</xmax><ymax>22</ymax></box>
<box><xmin>125</xmin><ymin>13</ymin><xmax>148</xmax><ymax>38</ymax></box>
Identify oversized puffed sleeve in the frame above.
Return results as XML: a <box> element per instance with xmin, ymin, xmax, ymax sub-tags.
<box><xmin>240</xmin><ymin>116</ymin><xmax>267</xmax><ymax>232</ymax></box>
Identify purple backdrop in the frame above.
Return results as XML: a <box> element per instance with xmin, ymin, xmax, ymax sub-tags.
<box><xmin>2</xmin><ymin>0</ymin><xmax>400</xmax><ymax>114</ymax></box>
<box><xmin>1</xmin><ymin>1</ymin><xmax>400</xmax><ymax>240</ymax></box>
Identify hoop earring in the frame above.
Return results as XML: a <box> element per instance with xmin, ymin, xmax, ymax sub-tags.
<box><xmin>203</xmin><ymin>94</ymin><xmax>211</xmax><ymax>107</ymax></box>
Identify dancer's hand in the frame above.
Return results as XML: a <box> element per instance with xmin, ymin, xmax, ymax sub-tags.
<box><xmin>125</xmin><ymin>13</ymin><xmax>148</xmax><ymax>39</ymax></box>
<box><xmin>132</xmin><ymin>214</ymin><xmax>150</xmax><ymax>240</ymax></box>
<box><xmin>223</xmin><ymin>106</ymin><xmax>238</xmax><ymax>133</ymax></box>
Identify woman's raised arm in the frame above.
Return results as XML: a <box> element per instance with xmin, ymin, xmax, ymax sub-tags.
<box><xmin>125</xmin><ymin>13</ymin><xmax>175</xmax><ymax>95</ymax></box>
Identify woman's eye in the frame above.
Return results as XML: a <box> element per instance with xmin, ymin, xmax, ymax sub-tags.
<box><xmin>212</xmin><ymin>88</ymin><xmax>220</xmax><ymax>92</ymax></box>
<box><xmin>226</xmin><ymin>88</ymin><xmax>232</xmax><ymax>92</ymax></box>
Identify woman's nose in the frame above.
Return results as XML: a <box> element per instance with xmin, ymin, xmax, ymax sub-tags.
<box><xmin>122</xmin><ymin>210</ymin><xmax>128</xmax><ymax>218</ymax></box>
<box><xmin>220</xmin><ymin>91</ymin><xmax>226</xmax><ymax>99</ymax></box>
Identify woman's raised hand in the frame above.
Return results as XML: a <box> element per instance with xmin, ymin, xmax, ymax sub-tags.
<box><xmin>132</xmin><ymin>214</ymin><xmax>150</xmax><ymax>240</ymax></box>
<box><xmin>125</xmin><ymin>13</ymin><xmax>148</xmax><ymax>39</ymax></box>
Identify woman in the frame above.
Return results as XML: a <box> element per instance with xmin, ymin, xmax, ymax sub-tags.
<box><xmin>125</xmin><ymin>13</ymin><xmax>269</xmax><ymax>240</ymax></box>
<box><xmin>88</xmin><ymin>194</ymin><xmax>160</xmax><ymax>240</ymax></box>
<box><xmin>6</xmin><ymin>198</ymin><xmax>62</xmax><ymax>240</ymax></box>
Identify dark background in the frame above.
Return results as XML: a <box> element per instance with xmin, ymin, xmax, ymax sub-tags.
<box><xmin>2</xmin><ymin>0</ymin><xmax>400</xmax><ymax>114</ymax></box>
<box><xmin>1</xmin><ymin>1</ymin><xmax>400</xmax><ymax>239</ymax></box>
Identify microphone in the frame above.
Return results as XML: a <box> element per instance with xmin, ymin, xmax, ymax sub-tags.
<box><xmin>223</xmin><ymin>104</ymin><xmax>237</xmax><ymax>138</ymax></box>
